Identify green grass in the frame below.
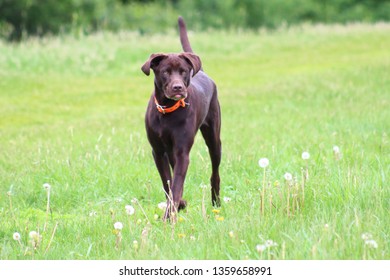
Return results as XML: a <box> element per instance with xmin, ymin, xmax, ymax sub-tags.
<box><xmin>0</xmin><ymin>23</ymin><xmax>389</xmax><ymax>260</ymax></box>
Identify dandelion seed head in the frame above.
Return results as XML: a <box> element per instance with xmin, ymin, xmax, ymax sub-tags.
<box><xmin>131</xmin><ymin>198</ymin><xmax>138</xmax><ymax>204</ymax></box>
<box><xmin>333</xmin><ymin>146</ymin><xmax>340</xmax><ymax>154</ymax></box>
<box><xmin>190</xmin><ymin>235</ymin><xmax>196</xmax><ymax>241</ymax></box>
<box><xmin>361</xmin><ymin>233</ymin><xmax>372</xmax><ymax>240</ymax></box>
<box><xmin>29</xmin><ymin>231</ymin><xmax>38</xmax><ymax>239</ymax></box>
<box><xmin>265</xmin><ymin>239</ymin><xmax>278</xmax><ymax>247</ymax></box>
<box><xmin>13</xmin><ymin>232</ymin><xmax>21</xmax><ymax>241</ymax></box>
<box><xmin>43</xmin><ymin>183</ymin><xmax>51</xmax><ymax>190</ymax></box>
<box><xmin>158</xmin><ymin>202</ymin><xmax>167</xmax><ymax>210</ymax></box>
<box><xmin>302</xmin><ymin>152</ymin><xmax>310</xmax><ymax>160</ymax></box>
<box><xmin>125</xmin><ymin>205</ymin><xmax>135</xmax><ymax>215</ymax></box>
<box><xmin>284</xmin><ymin>172</ymin><xmax>293</xmax><ymax>181</ymax></box>
<box><xmin>324</xmin><ymin>224</ymin><xmax>329</xmax><ymax>230</ymax></box>
<box><xmin>256</xmin><ymin>244</ymin><xmax>266</xmax><ymax>253</ymax></box>
<box><xmin>229</xmin><ymin>231</ymin><xmax>235</xmax><ymax>238</ymax></box>
<box><xmin>223</xmin><ymin>197</ymin><xmax>231</xmax><ymax>203</ymax></box>
<box><xmin>200</xmin><ymin>183</ymin><xmax>208</xmax><ymax>189</ymax></box>
<box><xmin>89</xmin><ymin>211</ymin><xmax>97</xmax><ymax>217</ymax></box>
<box><xmin>365</xmin><ymin>239</ymin><xmax>378</xmax><ymax>249</ymax></box>
<box><xmin>258</xmin><ymin>158</ymin><xmax>269</xmax><ymax>168</ymax></box>
<box><xmin>114</xmin><ymin>222</ymin><xmax>123</xmax><ymax>230</ymax></box>
<box><xmin>153</xmin><ymin>214</ymin><xmax>159</xmax><ymax>220</ymax></box>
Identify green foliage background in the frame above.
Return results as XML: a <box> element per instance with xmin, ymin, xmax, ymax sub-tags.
<box><xmin>1</xmin><ymin>0</ymin><xmax>389</xmax><ymax>40</ymax></box>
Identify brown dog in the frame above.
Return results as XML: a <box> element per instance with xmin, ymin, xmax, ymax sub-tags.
<box><xmin>141</xmin><ymin>17</ymin><xmax>221</xmax><ymax>219</ymax></box>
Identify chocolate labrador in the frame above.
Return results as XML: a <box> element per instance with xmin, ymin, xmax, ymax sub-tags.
<box><xmin>141</xmin><ymin>17</ymin><xmax>221</xmax><ymax>219</ymax></box>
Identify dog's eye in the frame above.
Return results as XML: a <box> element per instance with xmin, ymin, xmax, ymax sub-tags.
<box><xmin>163</xmin><ymin>70</ymin><xmax>169</xmax><ymax>76</ymax></box>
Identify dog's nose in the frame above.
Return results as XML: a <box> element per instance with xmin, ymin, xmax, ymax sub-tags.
<box><xmin>172</xmin><ymin>84</ymin><xmax>184</xmax><ymax>92</ymax></box>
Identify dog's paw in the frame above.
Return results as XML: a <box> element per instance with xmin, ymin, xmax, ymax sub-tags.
<box><xmin>178</xmin><ymin>199</ymin><xmax>187</xmax><ymax>210</ymax></box>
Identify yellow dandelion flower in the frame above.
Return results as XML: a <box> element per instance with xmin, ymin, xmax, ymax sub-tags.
<box><xmin>178</xmin><ymin>233</ymin><xmax>186</xmax><ymax>239</ymax></box>
<box><xmin>215</xmin><ymin>215</ymin><xmax>225</xmax><ymax>221</ymax></box>
<box><xmin>212</xmin><ymin>209</ymin><xmax>220</xmax><ymax>214</ymax></box>
<box><xmin>178</xmin><ymin>216</ymin><xmax>185</xmax><ymax>222</ymax></box>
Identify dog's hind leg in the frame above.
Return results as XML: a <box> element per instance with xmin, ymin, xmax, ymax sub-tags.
<box><xmin>200</xmin><ymin>98</ymin><xmax>222</xmax><ymax>207</ymax></box>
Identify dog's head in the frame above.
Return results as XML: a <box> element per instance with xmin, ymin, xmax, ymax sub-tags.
<box><xmin>141</xmin><ymin>53</ymin><xmax>201</xmax><ymax>100</ymax></box>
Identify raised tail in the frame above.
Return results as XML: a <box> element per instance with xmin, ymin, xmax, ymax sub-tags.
<box><xmin>178</xmin><ymin>16</ymin><xmax>194</xmax><ymax>53</ymax></box>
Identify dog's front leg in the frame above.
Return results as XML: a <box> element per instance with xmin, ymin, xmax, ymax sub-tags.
<box><xmin>164</xmin><ymin>146</ymin><xmax>191</xmax><ymax>220</ymax></box>
<box><xmin>152</xmin><ymin>150</ymin><xmax>172</xmax><ymax>198</ymax></box>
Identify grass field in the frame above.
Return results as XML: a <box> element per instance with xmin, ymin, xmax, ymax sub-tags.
<box><xmin>0</xmin><ymin>23</ymin><xmax>389</xmax><ymax>260</ymax></box>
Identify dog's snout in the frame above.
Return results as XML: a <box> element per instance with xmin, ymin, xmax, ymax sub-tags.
<box><xmin>172</xmin><ymin>83</ymin><xmax>184</xmax><ymax>92</ymax></box>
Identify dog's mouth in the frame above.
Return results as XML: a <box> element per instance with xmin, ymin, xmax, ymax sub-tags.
<box><xmin>165</xmin><ymin>91</ymin><xmax>187</xmax><ymax>101</ymax></box>
<box><xmin>171</xmin><ymin>93</ymin><xmax>186</xmax><ymax>100</ymax></box>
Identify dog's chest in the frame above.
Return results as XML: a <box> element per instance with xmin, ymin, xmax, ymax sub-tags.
<box><xmin>147</xmin><ymin>111</ymin><xmax>188</xmax><ymax>142</ymax></box>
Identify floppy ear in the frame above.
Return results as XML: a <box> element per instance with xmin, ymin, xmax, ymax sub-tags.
<box><xmin>179</xmin><ymin>52</ymin><xmax>202</xmax><ymax>77</ymax></box>
<box><xmin>141</xmin><ymin>53</ymin><xmax>167</xmax><ymax>76</ymax></box>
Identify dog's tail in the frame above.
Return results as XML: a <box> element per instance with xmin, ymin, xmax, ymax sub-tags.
<box><xmin>178</xmin><ymin>16</ymin><xmax>194</xmax><ymax>53</ymax></box>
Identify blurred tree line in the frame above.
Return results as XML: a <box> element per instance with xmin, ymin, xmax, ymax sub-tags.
<box><xmin>0</xmin><ymin>0</ymin><xmax>389</xmax><ymax>40</ymax></box>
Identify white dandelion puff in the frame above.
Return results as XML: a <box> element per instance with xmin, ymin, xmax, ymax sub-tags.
<box><xmin>114</xmin><ymin>222</ymin><xmax>123</xmax><ymax>230</ymax></box>
<box><xmin>131</xmin><ymin>198</ymin><xmax>138</xmax><ymax>204</ymax></box>
<box><xmin>324</xmin><ymin>224</ymin><xmax>329</xmax><ymax>230</ymax></box>
<box><xmin>302</xmin><ymin>152</ymin><xmax>310</xmax><ymax>160</ymax></box>
<box><xmin>256</xmin><ymin>244</ymin><xmax>266</xmax><ymax>253</ymax></box>
<box><xmin>158</xmin><ymin>202</ymin><xmax>167</xmax><ymax>210</ymax></box>
<box><xmin>284</xmin><ymin>172</ymin><xmax>293</xmax><ymax>181</ymax></box>
<box><xmin>29</xmin><ymin>231</ymin><xmax>38</xmax><ymax>239</ymax></box>
<box><xmin>333</xmin><ymin>145</ymin><xmax>341</xmax><ymax>160</ymax></box>
<box><xmin>13</xmin><ymin>232</ymin><xmax>21</xmax><ymax>241</ymax></box>
<box><xmin>223</xmin><ymin>197</ymin><xmax>231</xmax><ymax>203</ymax></box>
<box><xmin>258</xmin><ymin>158</ymin><xmax>269</xmax><ymax>168</ymax></box>
<box><xmin>361</xmin><ymin>233</ymin><xmax>372</xmax><ymax>241</ymax></box>
<box><xmin>43</xmin><ymin>183</ymin><xmax>51</xmax><ymax>190</ymax></box>
<box><xmin>89</xmin><ymin>211</ymin><xmax>97</xmax><ymax>217</ymax></box>
<box><xmin>365</xmin><ymin>240</ymin><xmax>378</xmax><ymax>249</ymax></box>
<box><xmin>125</xmin><ymin>205</ymin><xmax>135</xmax><ymax>215</ymax></box>
<box><xmin>265</xmin><ymin>240</ymin><xmax>278</xmax><ymax>248</ymax></box>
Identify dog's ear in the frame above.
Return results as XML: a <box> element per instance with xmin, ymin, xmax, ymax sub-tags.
<box><xmin>141</xmin><ymin>53</ymin><xmax>167</xmax><ymax>76</ymax></box>
<box><xmin>179</xmin><ymin>52</ymin><xmax>202</xmax><ymax>77</ymax></box>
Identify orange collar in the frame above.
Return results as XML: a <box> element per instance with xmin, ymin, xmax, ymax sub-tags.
<box><xmin>154</xmin><ymin>97</ymin><xmax>187</xmax><ymax>114</ymax></box>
